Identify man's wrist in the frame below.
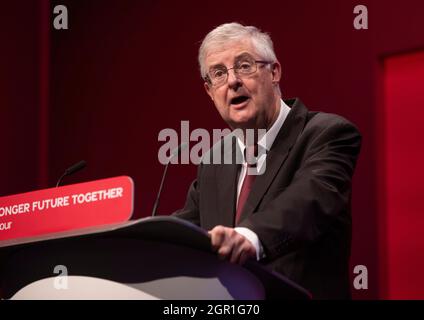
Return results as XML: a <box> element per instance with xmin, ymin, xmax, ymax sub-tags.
<box><xmin>234</xmin><ymin>227</ymin><xmax>265</xmax><ymax>261</ymax></box>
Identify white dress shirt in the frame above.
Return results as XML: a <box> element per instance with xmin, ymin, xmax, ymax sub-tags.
<box><xmin>234</xmin><ymin>99</ymin><xmax>291</xmax><ymax>260</ymax></box>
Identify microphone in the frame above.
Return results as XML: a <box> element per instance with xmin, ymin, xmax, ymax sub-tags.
<box><xmin>151</xmin><ymin>143</ymin><xmax>188</xmax><ymax>217</ymax></box>
<box><xmin>56</xmin><ymin>160</ymin><xmax>87</xmax><ymax>187</ymax></box>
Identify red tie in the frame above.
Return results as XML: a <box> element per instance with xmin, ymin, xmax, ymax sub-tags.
<box><xmin>235</xmin><ymin>145</ymin><xmax>257</xmax><ymax>223</ymax></box>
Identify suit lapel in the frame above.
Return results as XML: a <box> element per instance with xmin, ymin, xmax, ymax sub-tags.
<box><xmin>237</xmin><ymin>98</ymin><xmax>309</xmax><ymax>222</ymax></box>
<box><xmin>215</xmin><ymin>135</ymin><xmax>241</xmax><ymax>227</ymax></box>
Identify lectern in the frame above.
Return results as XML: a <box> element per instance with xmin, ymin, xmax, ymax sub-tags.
<box><xmin>0</xmin><ymin>216</ymin><xmax>310</xmax><ymax>299</ymax></box>
<box><xmin>0</xmin><ymin>177</ymin><xmax>310</xmax><ymax>299</ymax></box>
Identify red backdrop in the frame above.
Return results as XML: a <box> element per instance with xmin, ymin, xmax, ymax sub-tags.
<box><xmin>2</xmin><ymin>0</ymin><xmax>424</xmax><ymax>299</ymax></box>
<box><xmin>382</xmin><ymin>51</ymin><xmax>424</xmax><ymax>299</ymax></box>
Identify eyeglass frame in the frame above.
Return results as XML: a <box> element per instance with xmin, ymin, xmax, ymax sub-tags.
<box><xmin>204</xmin><ymin>59</ymin><xmax>273</xmax><ymax>87</ymax></box>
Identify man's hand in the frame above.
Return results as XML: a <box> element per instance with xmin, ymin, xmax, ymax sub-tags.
<box><xmin>208</xmin><ymin>225</ymin><xmax>256</xmax><ymax>265</ymax></box>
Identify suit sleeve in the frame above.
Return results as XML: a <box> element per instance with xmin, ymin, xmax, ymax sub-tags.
<box><xmin>172</xmin><ymin>163</ymin><xmax>202</xmax><ymax>226</ymax></box>
<box><xmin>239</xmin><ymin>119</ymin><xmax>362</xmax><ymax>260</ymax></box>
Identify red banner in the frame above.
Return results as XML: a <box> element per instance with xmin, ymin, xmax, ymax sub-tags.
<box><xmin>0</xmin><ymin>176</ymin><xmax>134</xmax><ymax>242</ymax></box>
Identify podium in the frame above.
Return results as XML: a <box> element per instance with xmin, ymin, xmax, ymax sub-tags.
<box><xmin>0</xmin><ymin>216</ymin><xmax>311</xmax><ymax>299</ymax></box>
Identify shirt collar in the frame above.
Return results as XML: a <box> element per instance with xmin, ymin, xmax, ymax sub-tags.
<box><xmin>235</xmin><ymin>98</ymin><xmax>291</xmax><ymax>156</ymax></box>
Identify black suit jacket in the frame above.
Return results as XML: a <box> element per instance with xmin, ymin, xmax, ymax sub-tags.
<box><xmin>174</xmin><ymin>98</ymin><xmax>362</xmax><ymax>299</ymax></box>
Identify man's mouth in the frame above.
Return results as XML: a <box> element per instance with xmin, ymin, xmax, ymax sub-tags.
<box><xmin>230</xmin><ymin>95</ymin><xmax>250</xmax><ymax>106</ymax></box>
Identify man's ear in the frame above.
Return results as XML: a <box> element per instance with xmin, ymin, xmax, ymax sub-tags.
<box><xmin>204</xmin><ymin>82</ymin><xmax>214</xmax><ymax>101</ymax></box>
<box><xmin>270</xmin><ymin>61</ymin><xmax>282</xmax><ymax>84</ymax></box>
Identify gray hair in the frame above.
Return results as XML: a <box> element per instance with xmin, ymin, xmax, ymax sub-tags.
<box><xmin>198</xmin><ymin>22</ymin><xmax>278</xmax><ymax>79</ymax></box>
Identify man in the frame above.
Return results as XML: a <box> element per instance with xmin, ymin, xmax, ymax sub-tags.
<box><xmin>174</xmin><ymin>22</ymin><xmax>361</xmax><ymax>299</ymax></box>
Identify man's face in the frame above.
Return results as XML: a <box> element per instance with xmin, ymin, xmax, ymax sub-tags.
<box><xmin>203</xmin><ymin>38</ymin><xmax>281</xmax><ymax>130</ymax></box>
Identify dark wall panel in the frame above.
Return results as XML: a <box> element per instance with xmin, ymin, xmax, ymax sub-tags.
<box><xmin>0</xmin><ymin>2</ymin><xmax>44</xmax><ymax>195</ymax></box>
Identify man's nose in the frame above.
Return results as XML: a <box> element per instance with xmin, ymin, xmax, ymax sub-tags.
<box><xmin>227</xmin><ymin>68</ymin><xmax>242</xmax><ymax>89</ymax></box>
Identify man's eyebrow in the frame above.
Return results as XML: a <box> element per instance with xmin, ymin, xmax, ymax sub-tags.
<box><xmin>207</xmin><ymin>53</ymin><xmax>256</xmax><ymax>72</ymax></box>
<box><xmin>208</xmin><ymin>63</ymin><xmax>226</xmax><ymax>70</ymax></box>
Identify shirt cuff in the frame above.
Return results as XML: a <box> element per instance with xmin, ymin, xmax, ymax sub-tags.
<box><xmin>234</xmin><ymin>227</ymin><xmax>265</xmax><ymax>261</ymax></box>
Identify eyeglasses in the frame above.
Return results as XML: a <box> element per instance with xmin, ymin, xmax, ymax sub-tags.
<box><xmin>205</xmin><ymin>59</ymin><xmax>272</xmax><ymax>87</ymax></box>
